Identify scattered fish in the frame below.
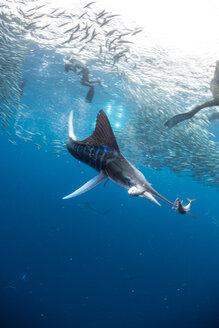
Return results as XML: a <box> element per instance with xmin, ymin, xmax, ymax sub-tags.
<box><xmin>96</xmin><ymin>9</ymin><xmax>106</xmax><ymax>20</ymax></box>
<box><xmin>8</xmin><ymin>139</ymin><xmax>17</xmax><ymax>146</ymax></box>
<box><xmin>86</xmin><ymin>29</ymin><xmax>97</xmax><ymax>42</ymax></box>
<box><xmin>34</xmin><ymin>143</ymin><xmax>41</xmax><ymax>150</ymax></box>
<box><xmin>173</xmin><ymin>198</ymin><xmax>196</xmax><ymax>217</ymax></box>
<box><xmin>72</xmin><ymin>23</ymin><xmax>80</xmax><ymax>33</ymax></box>
<box><xmin>132</xmin><ymin>28</ymin><xmax>143</xmax><ymax>36</ymax></box>
<box><xmin>50</xmin><ymin>8</ymin><xmax>59</xmax><ymax>15</ymax></box>
<box><xmin>25</xmin><ymin>22</ymin><xmax>37</xmax><ymax>30</ymax></box>
<box><xmin>105</xmin><ymin>29</ymin><xmax>118</xmax><ymax>37</ymax></box>
<box><xmin>5</xmin><ymin>273</ymin><xmax>28</xmax><ymax>289</ymax></box>
<box><xmin>79</xmin><ymin>45</ymin><xmax>87</xmax><ymax>52</ymax></box>
<box><xmin>41</xmin><ymin>23</ymin><xmax>50</xmax><ymax>30</ymax></box>
<box><xmin>105</xmin><ymin>14</ymin><xmax>120</xmax><ymax>19</ymax></box>
<box><xmin>80</xmin><ymin>30</ymin><xmax>90</xmax><ymax>42</ymax></box>
<box><xmin>58</xmin><ymin>22</ymin><xmax>71</xmax><ymax>28</ymax></box>
<box><xmin>79</xmin><ymin>12</ymin><xmax>87</xmax><ymax>19</ymax></box>
<box><xmin>64</xmin><ymin>27</ymin><xmax>74</xmax><ymax>34</ymax></box>
<box><xmin>113</xmin><ymin>49</ymin><xmax>129</xmax><ymax>64</ymax></box>
<box><xmin>118</xmin><ymin>40</ymin><xmax>133</xmax><ymax>44</ymax></box>
<box><xmin>84</xmin><ymin>1</ymin><xmax>96</xmax><ymax>9</ymax></box>
<box><xmin>100</xmin><ymin>18</ymin><xmax>111</xmax><ymax>27</ymax></box>
<box><xmin>33</xmin><ymin>13</ymin><xmax>45</xmax><ymax>20</ymax></box>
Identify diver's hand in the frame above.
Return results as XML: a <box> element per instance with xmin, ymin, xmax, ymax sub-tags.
<box><xmin>97</xmin><ymin>79</ymin><xmax>102</xmax><ymax>86</ymax></box>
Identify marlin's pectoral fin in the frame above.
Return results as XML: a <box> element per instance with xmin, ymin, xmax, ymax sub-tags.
<box><xmin>62</xmin><ymin>171</ymin><xmax>106</xmax><ymax>200</ymax></box>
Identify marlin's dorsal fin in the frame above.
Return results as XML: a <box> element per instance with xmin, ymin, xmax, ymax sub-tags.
<box><xmin>81</xmin><ymin>110</ymin><xmax>120</xmax><ymax>152</ymax></box>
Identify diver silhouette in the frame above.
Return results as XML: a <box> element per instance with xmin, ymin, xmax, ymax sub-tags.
<box><xmin>64</xmin><ymin>57</ymin><xmax>101</xmax><ymax>103</ymax></box>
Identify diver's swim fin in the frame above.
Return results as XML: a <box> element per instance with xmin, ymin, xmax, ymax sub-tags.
<box><xmin>62</xmin><ymin>171</ymin><xmax>106</xmax><ymax>199</ymax></box>
<box><xmin>164</xmin><ymin>112</ymin><xmax>192</xmax><ymax>128</ymax></box>
<box><xmin>85</xmin><ymin>86</ymin><xmax>94</xmax><ymax>103</ymax></box>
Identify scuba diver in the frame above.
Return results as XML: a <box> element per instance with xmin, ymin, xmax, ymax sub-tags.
<box><xmin>64</xmin><ymin>56</ymin><xmax>101</xmax><ymax>103</ymax></box>
<box><xmin>164</xmin><ymin>60</ymin><xmax>219</xmax><ymax>128</ymax></box>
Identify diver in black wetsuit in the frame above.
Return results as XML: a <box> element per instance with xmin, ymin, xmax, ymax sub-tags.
<box><xmin>64</xmin><ymin>57</ymin><xmax>101</xmax><ymax>103</ymax></box>
<box><xmin>164</xmin><ymin>60</ymin><xmax>219</xmax><ymax>128</ymax></box>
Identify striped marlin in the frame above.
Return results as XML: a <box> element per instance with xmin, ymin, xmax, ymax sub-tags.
<box><xmin>63</xmin><ymin>110</ymin><xmax>174</xmax><ymax>208</ymax></box>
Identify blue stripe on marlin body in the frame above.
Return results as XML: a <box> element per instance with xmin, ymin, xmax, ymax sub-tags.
<box><xmin>94</xmin><ymin>147</ymin><xmax>100</xmax><ymax>169</ymax></box>
<box><xmin>66</xmin><ymin>139</ymin><xmax>116</xmax><ymax>171</ymax></box>
<box><xmin>82</xmin><ymin>145</ymin><xmax>87</xmax><ymax>161</ymax></box>
<box><xmin>99</xmin><ymin>146</ymin><xmax>107</xmax><ymax>170</ymax></box>
<box><xmin>89</xmin><ymin>146</ymin><xmax>94</xmax><ymax>165</ymax></box>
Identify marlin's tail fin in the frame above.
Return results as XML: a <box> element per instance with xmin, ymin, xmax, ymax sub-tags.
<box><xmin>186</xmin><ymin>198</ymin><xmax>196</xmax><ymax>204</ymax></box>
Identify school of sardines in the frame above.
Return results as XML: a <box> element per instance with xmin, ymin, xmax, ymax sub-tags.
<box><xmin>0</xmin><ymin>0</ymin><xmax>218</xmax><ymax>189</ymax></box>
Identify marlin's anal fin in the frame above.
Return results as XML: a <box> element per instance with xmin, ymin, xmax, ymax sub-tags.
<box><xmin>62</xmin><ymin>171</ymin><xmax>106</xmax><ymax>199</ymax></box>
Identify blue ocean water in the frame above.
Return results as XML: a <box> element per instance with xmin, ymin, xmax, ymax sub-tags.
<box><xmin>1</xmin><ymin>46</ymin><xmax>219</xmax><ymax>328</ymax></box>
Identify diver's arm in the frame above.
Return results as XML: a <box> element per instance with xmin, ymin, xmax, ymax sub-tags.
<box><xmin>81</xmin><ymin>80</ymin><xmax>93</xmax><ymax>87</ymax></box>
<box><xmin>89</xmin><ymin>79</ymin><xmax>102</xmax><ymax>85</ymax></box>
